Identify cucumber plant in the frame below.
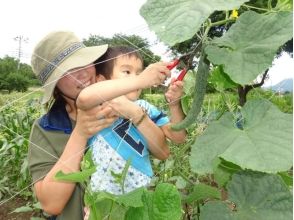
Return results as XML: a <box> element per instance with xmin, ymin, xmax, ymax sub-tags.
<box><xmin>141</xmin><ymin>0</ymin><xmax>293</xmax><ymax>219</ymax></box>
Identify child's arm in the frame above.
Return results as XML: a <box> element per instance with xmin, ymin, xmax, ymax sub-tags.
<box><xmin>76</xmin><ymin>62</ymin><xmax>170</xmax><ymax>110</ymax></box>
<box><xmin>108</xmin><ymin>96</ymin><xmax>170</xmax><ymax>160</ymax></box>
<box><xmin>162</xmin><ymin>79</ymin><xmax>187</xmax><ymax>144</ymax></box>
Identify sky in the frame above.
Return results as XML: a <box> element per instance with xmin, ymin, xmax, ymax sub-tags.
<box><xmin>0</xmin><ymin>0</ymin><xmax>292</xmax><ymax>87</ymax></box>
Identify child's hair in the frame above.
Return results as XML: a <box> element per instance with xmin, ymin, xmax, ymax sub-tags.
<box><xmin>95</xmin><ymin>46</ymin><xmax>143</xmax><ymax>79</ymax></box>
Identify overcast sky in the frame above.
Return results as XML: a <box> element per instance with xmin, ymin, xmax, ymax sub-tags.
<box><xmin>0</xmin><ymin>0</ymin><xmax>292</xmax><ymax>86</ymax></box>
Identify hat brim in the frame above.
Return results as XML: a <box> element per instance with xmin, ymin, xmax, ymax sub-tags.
<box><xmin>42</xmin><ymin>44</ymin><xmax>108</xmax><ymax>104</ymax></box>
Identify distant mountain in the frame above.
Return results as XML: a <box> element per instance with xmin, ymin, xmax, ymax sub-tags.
<box><xmin>264</xmin><ymin>78</ymin><xmax>293</xmax><ymax>92</ymax></box>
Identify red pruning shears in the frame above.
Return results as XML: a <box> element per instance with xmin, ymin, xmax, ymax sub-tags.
<box><xmin>166</xmin><ymin>52</ymin><xmax>192</xmax><ymax>81</ymax></box>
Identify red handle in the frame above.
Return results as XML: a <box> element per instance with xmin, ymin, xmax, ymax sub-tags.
<box><xmin>167</xmin><ymin>59</ymin><xmax>180</xmax><ymax>70</ymax></box>
<box><xmin>176</xmin><ymin>68</ymin><xmax>187</xmax><ymax>81</ymax></box>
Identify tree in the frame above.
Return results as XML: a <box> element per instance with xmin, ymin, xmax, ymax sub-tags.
<box><xmin>0</xmin><ymin>56</ymin><xmax>38</xmax><ymax>92</ymax></box>
<box><xmin>83</xmin><ymin>34</ymin><xmax>160</xmax><ymax>67</ymax></box>
<box><xmin>167</xmin><ymin>0</ymin><xmax>293</xmax><ymax>104</ymax></box>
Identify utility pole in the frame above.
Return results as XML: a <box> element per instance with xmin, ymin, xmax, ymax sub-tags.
<box><xmin>14</xmin><ymin>35</ymin><xmax>28</xmax><ymax>71</ymax></box>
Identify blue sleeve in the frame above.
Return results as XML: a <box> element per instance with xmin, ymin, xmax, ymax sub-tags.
<box><xmin>135</xmin><ymin>99</ymin><xmax>169</xmax><ymax>127</ymax></box>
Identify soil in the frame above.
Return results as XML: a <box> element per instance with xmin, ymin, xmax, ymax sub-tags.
<box><xmin>0</xmin><ymin>197</ymin><xmax>43</xmax><ymax>220</ymax></box>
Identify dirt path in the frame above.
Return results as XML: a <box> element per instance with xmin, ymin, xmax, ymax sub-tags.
<box><xmin>0</xmin><ymin>197</ymin><xmax>43</xmax><ymax>220</ymax></box>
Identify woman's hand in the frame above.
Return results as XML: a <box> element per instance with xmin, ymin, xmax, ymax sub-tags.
<box><xmin>75</xmin><ymin>105</ymin><xmax>117</xmax><ymax>139</ymax></box>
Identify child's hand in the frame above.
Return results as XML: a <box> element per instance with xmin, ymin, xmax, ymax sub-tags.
<box><xmin>140</xmin><ymin>62</ymin><xmax>171</xmax><ymax>88</ymax></box>
<box><xmin>107</xmin><ymin>96</ymin><xmax>139</xmax><ymax>120</ymax></box>
<box><xmin>165</xmin><ymin>78</ymin><xmax>184</xmax><ymax>106</ymax></box>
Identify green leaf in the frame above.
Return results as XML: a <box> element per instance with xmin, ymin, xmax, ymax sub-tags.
<box><xmin>54</xmin><ymin>167</ymin><xmax>96</xmax><ymax>183</ymax></box>
<box><xmin>151</xmin><ymin>183</ymin><xmax>182</xmax><ymax>220</ymax></box>
<box><xmin>278</xmin><ymin>171</ymin><xmax>293</xmax><ymax>186</ymax></box>
<box><xmin>190</xmin><ymin>99</ymin><xmax>293</xmax><ymax>174</ymax></box>
<box><xmin>212</xmin><ymin>158</ymin><xmax>241</xmax><ymax>187</ymax></box>
<box><xmin>208</xmin><ymin>66</ymin><xmax>238</xmax><ymax>91</ymax></box>
<box><xmin>183</xmin><ymin>70</ymin><xmax>196</xmax><ymax>95</ymax></box>
<box><xmin>81</xmin><ymin>148</ymin><xmax>95</xmax><ymax>171</ymax></box>
<box><xmin>125</xmin><ymin>206</ymin><xmax>149</xmax><ymax>220</ymax></box>
<box><xmin>169</xmin><ymin>176</ymin><xmax>187</xmax><ymax>189</ymax></box>
<box><xmin>140</xmin><ymin>0</ymin><xmax>249</xmax><ymax>46</ymax></box>
<box><xmin>201</xmin><ymin>171</ymin><xmax>293</xmax><ymax>220</ymax></box>
<box><xmin>275</xmin><ymin>0</ymin><xmax>293</xmax><ymax>11</ymax></box>
<box><xmin>200</xmin><ymin>201</ymin><xmax>233</xmax><ymax>220</ymax></box>
<box><xmin>184</xmin><ymin>183</ymin><xmax>221</xmax><ymax>204</ymax></box>
<box><xmin>116</xmin><ymin>187</ymin><xmax>145</xmax><ymax>207</ymax></box>
<box><xmin>10</xmin><ymin>206</ymin><xmax>33</xmax><ymax>213</ymax></box>
<box><xmin>206</xmin><ymin>11</ymin><xmax>293</xmax><ymax>85</ymax></box>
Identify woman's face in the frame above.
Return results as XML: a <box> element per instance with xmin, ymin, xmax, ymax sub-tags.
<box><xmin>56</xmin><ymin>64</ymin><xmax>96</xmax><ymax>100</ymax></box>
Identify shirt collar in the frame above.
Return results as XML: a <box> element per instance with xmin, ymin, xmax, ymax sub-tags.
<box><xmin>39</xmin><ymin>100</ymin><xmax>72</xmax><ymax>134</ymax></box>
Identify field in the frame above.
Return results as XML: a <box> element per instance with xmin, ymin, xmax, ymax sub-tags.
<box><xmin>0</xmin><ymin>88</ymin><xmax>292</xmax><ymax>219</ymax></box>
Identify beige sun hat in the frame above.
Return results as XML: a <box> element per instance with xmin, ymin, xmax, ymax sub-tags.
<box><xmin>31</xmin><ymin>31</ymin><xmax>108</xmax><ymax>104</ymax></box>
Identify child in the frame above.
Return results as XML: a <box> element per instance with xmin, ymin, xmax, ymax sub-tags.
<box><xmin>76</xmin><ymin>46</ymin><xmax>186</xmax><ymax>195</ymax></box>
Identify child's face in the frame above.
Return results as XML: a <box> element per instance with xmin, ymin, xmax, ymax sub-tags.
<box><xmin>111</xmin><ymin>55</ymin><xmax>143</xmax><ymax>101</ymax></box>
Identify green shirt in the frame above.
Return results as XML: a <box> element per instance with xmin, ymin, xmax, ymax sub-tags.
<box><xmin>28</xmin><ymin>119</ymin><xmax>84</xmax><ymax>220</ymax></box>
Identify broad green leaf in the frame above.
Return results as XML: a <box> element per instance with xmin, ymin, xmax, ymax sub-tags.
<box><xmin>190</xmin><ymin>99</ymin><xmax>292</xmax><ymax>174</ymax></box>
<box><xmin>206</xmin><ymin>11</ymin><xmax>293</xmax><ymax>85</ymax></box>
<box><xmin>278</xmin><ymin>171</ymin><xmax>293</xmax><ymax>186</ymax></box>
<box><xmin>200</xmin><ymin>201</ymin><xmax>233</xmax><ymax>220</ymax></box>
<box><xmin>152</xmin><ymin>183</ymin><xmax>182</xmax><ymax>220</ymax></box>
<box><xmin>169</xmin><ymin>176</ymin><xmax>187</xmax><ymax>189</ymax></box>
<box><xmin>125</xmin><ymin>206</ymin><xmax>149</xmax><ymax>220</ymax></box>
<box><xmin>54</xmin><ymin>167</ymin><xmax>96</xmax><ymax>183</ymax></box>
<box><xmin>212</xmin><ymin>158</ymin><xmax>241</xmax><ymax>187</ymax></box>
<box><xmin>183</xmin><ymin>70</ymin><xmax>196</xmax><ymax>95</ymax></box>
<box><xmin>140</xmin><ymin>0</ymin><xmax>249</xmax><ymax>46</ymax></box>
<box><xmin>184</xmin><ymin>183</ymin><xmax>221</xmax><ymax>204</ymax></box>
<box><xmin>209</xmin><ymin>66</ymin><xmax>238</xmax><ymax>91</ymax></box>
<box><xmin>275</xmin><ymin>0</ymin><xmax>293</xmax><ymax>11</ymax></box>
<box><xmin>116</xmin><ymin>187</ymin><xmax>145</xmax><ymax>207</ymax></box>
<box><xmin>201</xmin><ymin>171</ymin><xmax>293</xmax><ymax>220</ymax></box>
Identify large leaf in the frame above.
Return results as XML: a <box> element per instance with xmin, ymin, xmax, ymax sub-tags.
<box><xmin>183</xmin><ymin>183</ymin><xmax>221</xmax><ymax>204</ymax></box>
<box><xmin>209</xmin><ymin>66</ymin><xmax>238</xmax><ymax>91</ymax></box>
<box><xmin>152</xmin><ymin>183</ymin><xmax>182</xmax><ymax>220</ymax></box>
<box><xmin>190</xmin><ymin>99</ymin><xmax>292</xmax><ymax>174</ymax></box>
<box><xmin>200</xmin><ymin>171</ymin><xmax>293</xmax><ymax>220</ymax></box>
<box><xmin>140</xmin><ymin>0</ymin><xmax>249</xmax><ymax>46</ymax></box>
<box><xmin>206</xmin><ymin>11</ymin><xmax>293</xmax><ymax>85</ymax></box>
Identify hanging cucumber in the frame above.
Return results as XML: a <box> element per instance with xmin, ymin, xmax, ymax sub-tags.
<box><xmin>172</xmin><ymin>52</ymin><xmax>210</xmax><ymax>130</ymax></box>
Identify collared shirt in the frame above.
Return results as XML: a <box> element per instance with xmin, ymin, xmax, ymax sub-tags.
<box><xmin>89</xmin><ymin>99</ymin><xmax>169</xmax><ymax>195</ymax></box>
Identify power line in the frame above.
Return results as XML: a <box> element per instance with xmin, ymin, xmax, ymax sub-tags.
<box><xmin>14</xmin><ymin>35</ymin><xmax>29</xmax><ymax>70</ymax></box>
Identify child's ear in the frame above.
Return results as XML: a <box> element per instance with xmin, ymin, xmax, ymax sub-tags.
<box><xmin>96</xmin><ymin>74</ymin><xmax>106</xmax><ymax>82</ymax></box>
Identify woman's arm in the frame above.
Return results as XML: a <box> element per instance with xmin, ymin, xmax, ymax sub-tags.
<box><xmin>32</xmin><ymin>106</ymin><xmax>115</xmax><ymax>215</ymax></box>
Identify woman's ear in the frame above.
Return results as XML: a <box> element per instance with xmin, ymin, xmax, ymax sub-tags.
<box><xmin>96</xmin><ymin>74</ymin><xmax>106</xmax><ymax>82</ymax></box>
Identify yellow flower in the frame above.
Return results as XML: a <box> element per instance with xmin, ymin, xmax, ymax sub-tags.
<box><xmin>230</xmin><ymin>9</ymin><xmax>239</xmax><ymax>19</ymax></box>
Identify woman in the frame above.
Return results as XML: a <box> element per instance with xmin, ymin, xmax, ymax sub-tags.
<box><xmin>28</xmin><ymin>31</ymin><xmax>170</xmax><ymax>220</ymax></box>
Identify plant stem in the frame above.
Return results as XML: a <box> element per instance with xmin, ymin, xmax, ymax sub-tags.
<box><xmin>268</xmin><ymin>0</ymin><xmax>272</xmax><ymax>10</ymax></box>
<box><xmin>176</xmin><ymin>169</ymin><xmax>195</xmax><ymax>185</ymax></box>
<box><xmin>243</xmin><ymin>4</ymin><xmax>269</xmax><ymax>12</ymax></box>
<box><xmin>210</xmin><ymin>18</ymin><xmax>235</xmax><ymax>27</ymax></box>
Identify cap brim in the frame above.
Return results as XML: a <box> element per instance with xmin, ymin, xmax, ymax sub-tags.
<box><xmin>42</xmin><ymin>44</ymin><xmax>108</xmax><ymax>104</ymax></box>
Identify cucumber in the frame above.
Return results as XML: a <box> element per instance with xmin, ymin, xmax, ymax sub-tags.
<box><xmin>172</xmin><ymin>52</ymin><xmax>210</xmax><ymax>130</ymax></box>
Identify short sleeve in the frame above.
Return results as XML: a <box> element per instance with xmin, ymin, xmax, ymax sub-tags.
<box><xmin>135</xmin><ymin>99</ymin><xmax>169</xmax><ymax>127</ymax></box>
<box><xmin>28</xmin><ymin>120</ymin><xmax>59</xmax><ymax>182</ymax></box>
